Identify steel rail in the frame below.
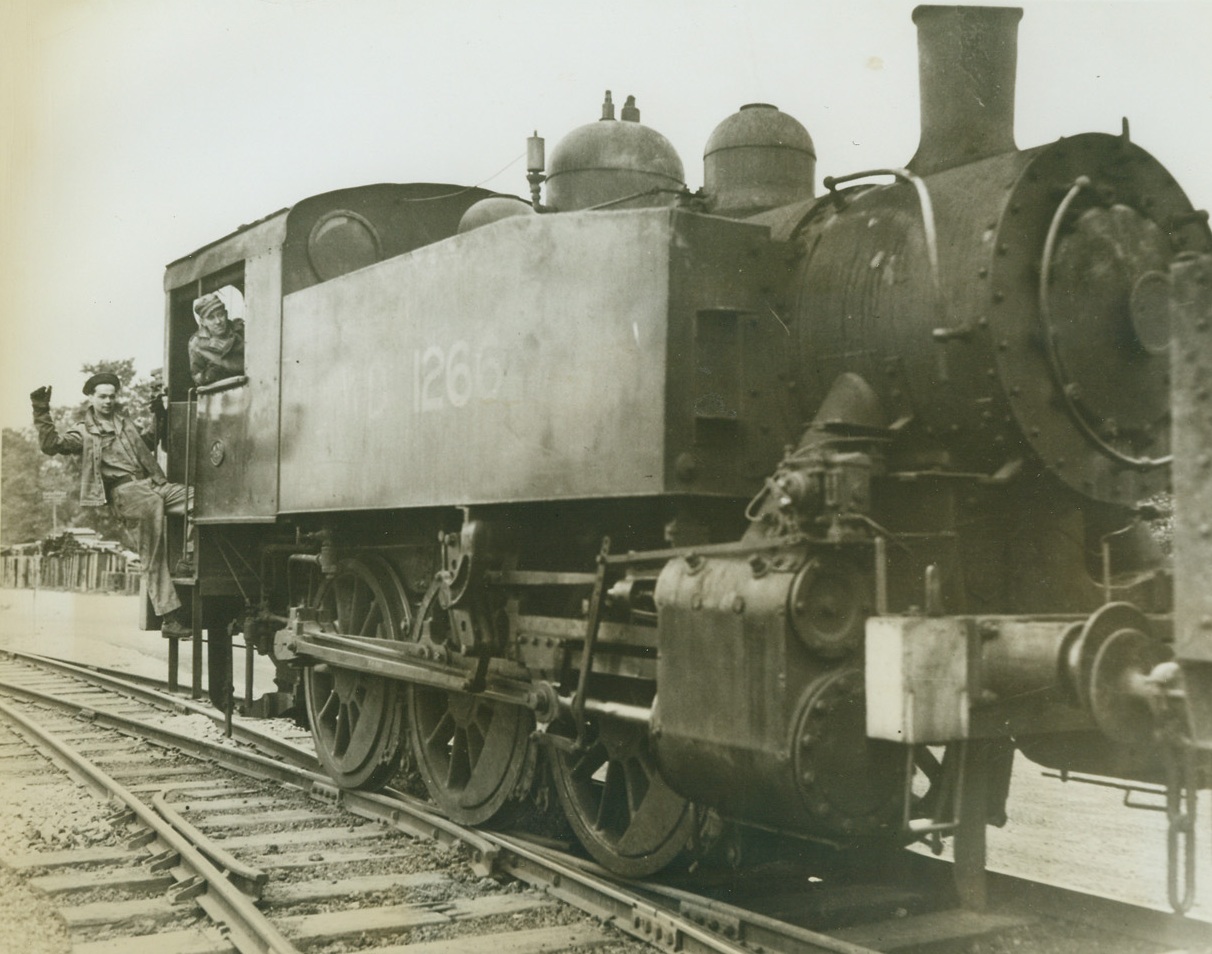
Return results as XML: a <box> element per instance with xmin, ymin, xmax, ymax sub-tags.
<box><xmin>0</xmin><ymin>697</ymin><xmax>301</xmax><ymax>954</ymax></box>
<box><xmin>480</xmin><ymin>830</ymin><xmax>869</xmax><ymax>954</ymax></box>
<box><xmin>582</xmin><ymin>871</ymin><xmax>884</xmax><ymax>954</ymax></box>
<box><xmin>0</xmin><ymin>664</ymin><xmax>835</xmax><ymax>954</ymax></box>
<box><xmin>0</xmin><ymin>674</ymin><xmax>502</xmax><ymax>872</ymax></box>
<box><xmin>153</xmin><ymin>787</ymin><xmax>269</xmax><ymax>898</ymax></box>
<box><xmin>9</xmin><ymin>654</ymin><xmax>1202</xmax><ymax>953</ymax></box>
<box><xmin>294</xmin><ymin>790</ymin><xmax>873</xmax><ymax>954</ymax></box>
<box><xmin>904</xmin><ymin>852</ymin><xmax>1212</xmax><ymax>950</ymax></box>
<box><xmin>993</xmin><ymin>872</ymin><xmax>1212</xmax><ymax>950</ymax></box>
<box><xmin>1</xmin><ymin>650</ymin><xmax>319</xmax><ymax>769</ymax></box>
<box><xmin>0</xmin><ymin>670</ymin><xmax>321</xmax><ymax>786</ymax></box>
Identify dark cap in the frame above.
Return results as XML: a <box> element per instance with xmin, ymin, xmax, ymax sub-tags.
<box><xmin>83</xmin><ymin>372</ymin><xmax>121</xmax><ymax>395</ymax></box>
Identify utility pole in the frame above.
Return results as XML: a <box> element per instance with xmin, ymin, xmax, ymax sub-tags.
<box><xmin>41</xmin><ymin>490</ymin><xmax>67</xmax><ymax>531</ymax></box>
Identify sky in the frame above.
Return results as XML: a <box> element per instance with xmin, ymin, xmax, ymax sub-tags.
<box><xmin>1</xmin><ymin>0</ymin><xmax>1210</xmax><ymax>434</ymax></box>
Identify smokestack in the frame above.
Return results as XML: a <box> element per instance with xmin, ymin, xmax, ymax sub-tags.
<box><xmin>908</xmin><ymin>5</ymin><xmax>1022</xmax><ymax>176</ymax></box>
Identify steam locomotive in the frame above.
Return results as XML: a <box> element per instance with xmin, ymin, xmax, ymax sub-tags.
<box><xmin>158</xmin><ymin>4</ymin><xmax>1212</xmax><ymax>907</ymax></box>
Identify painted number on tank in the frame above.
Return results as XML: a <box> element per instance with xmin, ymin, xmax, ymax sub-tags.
<box><xmin>414</xmin><ymin>342</ymin><xmax>505</xmax><ymax>412</ymax></box>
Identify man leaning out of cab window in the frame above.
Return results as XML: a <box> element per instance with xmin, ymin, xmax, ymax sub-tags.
<box><xmin>188</xmin><ymin>285</ymin><xmax>245</xmax><ymax>386</ymax></box>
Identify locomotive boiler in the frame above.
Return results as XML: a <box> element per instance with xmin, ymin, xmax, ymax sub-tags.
<box><xmin>158</xmin><ymin>5</ymin><xmax>1212</xmax><ymax>908</ymax></box>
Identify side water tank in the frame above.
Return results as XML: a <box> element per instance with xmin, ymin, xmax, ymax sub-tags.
<box><xmin>704</xmin><ymin>104</ymin><xmax>815</xmax><ymax>217</ymax></box>
<box><xmin>546</xmin><ymin>92</ymin><xmax>685</xmax><ymax>212</ymax></box>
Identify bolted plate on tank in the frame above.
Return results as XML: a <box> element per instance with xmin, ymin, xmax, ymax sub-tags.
<box><xmin>989</xmin><ymin>133</ymin><xmax>1209</xmax><ymax>505</ymax></box>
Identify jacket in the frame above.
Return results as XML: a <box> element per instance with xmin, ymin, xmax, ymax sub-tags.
<box><xmin>188</xmin><ymin>319</ymin><xmax>245</xmax><ymax>386</ymax></box>
<box><xmin>33</xmin><ymin>401</ymin><xmax>165</xmax><ymax>507</ymax></box>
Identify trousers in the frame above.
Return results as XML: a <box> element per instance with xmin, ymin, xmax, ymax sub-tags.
<box><xmin>111</xmin><ymin>478</ymin><xmax>190</xmax><ymax>616</ymax></box>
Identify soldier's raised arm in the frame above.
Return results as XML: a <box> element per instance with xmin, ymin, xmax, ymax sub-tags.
<box><xmin>30</xmin><ymin>385</ymin><xmax>82</xmax><ymax>456</ymax></box>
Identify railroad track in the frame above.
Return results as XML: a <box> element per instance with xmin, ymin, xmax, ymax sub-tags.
<box><xmin>0</xmin><ymin>650</ymin><xmax>1207</xmax><ymax>954</ymax></box>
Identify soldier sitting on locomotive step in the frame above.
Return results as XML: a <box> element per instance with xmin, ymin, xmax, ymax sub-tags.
<box><xmin>30</xmin><ymin>372</ymin><xmax>194</xmax><ymax>639</ymax></box>
<box><xmin>188</xmin><ymin>285</ymin><xmax>245</xmax><ymax>386</ymax></box>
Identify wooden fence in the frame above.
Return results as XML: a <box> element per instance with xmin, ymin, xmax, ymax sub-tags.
<box><xmin>1</xmin><ymin>552</ymin><xmax>140</xmax><ymax>595</ymax></box>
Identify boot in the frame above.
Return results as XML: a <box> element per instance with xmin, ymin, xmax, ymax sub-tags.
<box><xmin>161</xmin><ymin>609</ymin><xmax>193</xmax><ymax>640</ymax></box>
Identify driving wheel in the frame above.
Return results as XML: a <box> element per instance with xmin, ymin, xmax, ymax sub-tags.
<box><xmin>408</xmin><ymin>683</ymin><xmax>536</xmax><ymax>826</ymax></box>
<box><xmin>550</xmin><ymin>714</ymin><xmax>697</xmax><ymax>877</ymax></box>
<box><xmin>303</xmin><ymin>555</ymin><xmax>409</xmax><ymax>790</ymax></box>
<box><xmin>405</xmin><ymin>583</ymin><xmax>536</xmax><ymax>825</ymax></box>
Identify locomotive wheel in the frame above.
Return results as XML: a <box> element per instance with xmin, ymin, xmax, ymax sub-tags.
<box><xmin>407</xmin><ymin>685</ymin><xmax>536</xmax><ymax>826</ymax></box>
<box><xmin>550</xmin><ymin>715</ymin><xmax>697</xmax><ymax>877</ymax></box>
<box><xmin>303</xmin><ymin>556</ymin><xmax>409</xmax><ymax>790</ymax></box>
